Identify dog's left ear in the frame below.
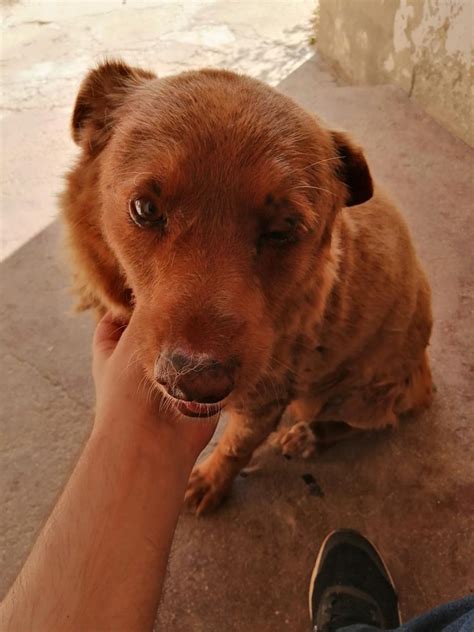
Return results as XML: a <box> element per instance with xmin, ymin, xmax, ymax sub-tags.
<box><xmin>331</xmin><ymin>130</ymin><xmax>373</xmax><ymax>207</ymax></box>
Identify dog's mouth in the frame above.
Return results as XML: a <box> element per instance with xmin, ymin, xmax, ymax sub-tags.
<box><xmin>174</xmin><ymin>399</ymin><xmax>223</xmax><ymax>418</ymax></box>
<box><xmin>155</xmin><ymin>381</ymin><xmax>226</xmax><ymax>418</ymax></box>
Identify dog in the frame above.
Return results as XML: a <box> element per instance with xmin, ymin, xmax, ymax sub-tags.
<box><xmin>62</xmin><ymin>60</ymin><xmax>432</xmax><ymax>514</ymax></box>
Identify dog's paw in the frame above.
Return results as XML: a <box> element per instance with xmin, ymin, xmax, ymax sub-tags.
<box><xmin>185</xmin><ymin>459</ymin><xmax>231</xmax><ymax>515</ymax></box>
<box><xmin>280</xmin><ymin>421</ymin><xmax>316</xmax><ymax>459</ymax></box>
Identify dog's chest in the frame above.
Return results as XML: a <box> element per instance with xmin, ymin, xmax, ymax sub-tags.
<box><xmin>271</xmin><ymin>315</ymin><xmax>331</xmax><ymax>394</ymax></box>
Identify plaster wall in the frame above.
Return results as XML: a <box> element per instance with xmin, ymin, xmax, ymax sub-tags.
<box><xmin>317</xmin><ymin>0</ymin><xmax>473</xmax><ymax>146</ymax></box>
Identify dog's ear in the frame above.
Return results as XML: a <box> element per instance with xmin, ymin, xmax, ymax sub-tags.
<box><xmin>331</xmin><ymin>130</ymin><xmax>373</xmax><ymax>207</ymax></box>
<box><xmin>72</xmin><ymin>59</ymin><xmax>155</xmax><ymax>154</ymax></box>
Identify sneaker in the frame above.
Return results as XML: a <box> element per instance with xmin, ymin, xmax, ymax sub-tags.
<box><xmin>309</xmin><ymin>530</ymin><xmax>401</xmax><ymax>631</ymax></box>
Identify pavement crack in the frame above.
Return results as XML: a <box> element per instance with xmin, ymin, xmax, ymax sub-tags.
<box><xmin>3</xmin><ymin>348</ymin><xmax>91</xmax><ymax>412</ymax></box>
<box><xmin>20</xmin><ymin>20</ymin><xmax>53</xmax><ymax>27</ymax></box>
<box><xmin>408</xmin><ymin>65</ymin><xmax>417</xmax><ymax>98</ymax></box>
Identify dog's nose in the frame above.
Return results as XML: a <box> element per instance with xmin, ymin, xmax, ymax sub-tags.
<box><xmin>156</xmin><ymin>351</ymin><xmax>236</xmax><ymax>404</ymax></box>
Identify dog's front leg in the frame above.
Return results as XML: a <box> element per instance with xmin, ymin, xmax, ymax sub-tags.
<box><xmin>185</xmin><ymin>406</ymin><xmax>284</xmax><ymax>515</ymax></box>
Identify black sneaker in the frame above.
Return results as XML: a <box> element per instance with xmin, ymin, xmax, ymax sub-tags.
<box><xmin>309</xmin><ymin>530</ymin><xmax>401</xmax><ymax>632</ymax></box>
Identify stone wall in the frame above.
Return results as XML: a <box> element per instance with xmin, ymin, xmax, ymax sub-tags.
<box><xmin>317</xmin><ymin>0</ymin><xmax>473</xmax><ymax>147</ymax></box>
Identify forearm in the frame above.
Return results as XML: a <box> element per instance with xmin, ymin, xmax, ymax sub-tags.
<box><xmin>1</xmin><ymin>420</ymin><xmax>195</xmax><ymax>632</ymax></box>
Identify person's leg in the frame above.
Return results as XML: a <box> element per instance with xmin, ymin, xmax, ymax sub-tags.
<box><xmin>309</xmin><ymin>530</ymin><xmax>400</xmax><ymax>631</ymax></box>
<box><xmin>392</xmin><ymin>596</ymin><xmax>474</xmax><ymax>632</ymax></box>
<box><xmin>308</xmin><ymin>530</ymin><xmax>474</xmax><ymax>632</ymax></box>
<box><xmin>337</xmin><ymin>596</ymin><xmax>474</xmax><ymax>632</ymax></box>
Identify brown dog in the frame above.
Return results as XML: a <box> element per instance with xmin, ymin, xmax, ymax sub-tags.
<box><xmin>62</xmin><ymin>60</ymin><xmax>432</xmax><ymax>514</ymax></box>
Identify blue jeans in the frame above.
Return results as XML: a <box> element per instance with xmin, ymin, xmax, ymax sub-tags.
<box><xmin>338</xmin><ymin>595</ymin><xmax>474</xmax><ymax>632</ymax></box>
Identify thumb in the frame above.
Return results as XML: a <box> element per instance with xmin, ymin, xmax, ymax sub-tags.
<box><xmin>93</xmin><ymin>312</ymin><xmax>128</xmax><ymax>362</ymax></box>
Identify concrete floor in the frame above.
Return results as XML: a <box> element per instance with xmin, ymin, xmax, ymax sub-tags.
<box><xmin>1</xmin><ymin>2</ymin><xmax>474</xmax><ymax>631</ymax></box>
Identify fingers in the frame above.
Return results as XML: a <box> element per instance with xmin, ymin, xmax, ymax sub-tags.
<box><xmin>93</xmin><ymin>312</ymin><xmax>128</xmax><ymax>360</ymax></box>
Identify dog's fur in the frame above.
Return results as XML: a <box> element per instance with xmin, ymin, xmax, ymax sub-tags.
<box><xmin>62</xmin><ymin>60</ymin><xmax>432</xmax><ymax>513</ymax></box>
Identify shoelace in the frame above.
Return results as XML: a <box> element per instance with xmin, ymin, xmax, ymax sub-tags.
<box><xmin>324</xmin><ymin>592</ymin><xmax>381</xmax><ymax>632</ymax></box>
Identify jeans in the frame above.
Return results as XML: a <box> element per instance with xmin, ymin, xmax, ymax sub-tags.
<box><xmin>338</xmin><ymin>595</ymin><xmax>474</xmax><ymax>632</ymax></box>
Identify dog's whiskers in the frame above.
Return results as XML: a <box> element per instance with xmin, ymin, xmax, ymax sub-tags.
<box><xmin>299</xmin><ymin>156</ymin><xmax>343</xmax><ymax>171</ymax></box>
<box><xmin>290</xmin><ymin>184</ymin><xmax>335</xmax><ymax>196</ymax></box>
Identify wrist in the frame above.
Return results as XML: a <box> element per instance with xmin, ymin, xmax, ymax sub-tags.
<box><xmin>91</xmin><ymin>411</ymin><xmax>200</xmax><ymax>474</ymax></box>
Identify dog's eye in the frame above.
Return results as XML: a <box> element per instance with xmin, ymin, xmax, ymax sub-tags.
<box><xmin>129</xmin><ymin>197</ymin><xmax>165</xmax><ymax>228</ymax></box>
<box><xmin>260</xmin><ymin>230</ymin><xmax>292</xmax><ymax>244</ymax></box>
<box><xmin>259</xmin><ymin>217</ymin><xmax>297</xmax><ymax>247</ymax></box>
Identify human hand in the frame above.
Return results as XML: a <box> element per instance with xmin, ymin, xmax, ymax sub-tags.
<box><xmin>92</xmin><ymin>312</ymin><xmax>219</xmax><ymax>461</ymax></box>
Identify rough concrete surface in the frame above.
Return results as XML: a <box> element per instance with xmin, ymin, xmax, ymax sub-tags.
<box><xmin>1</xmin><ymin>3</ymin><xmax>474</xmax><ymax>632</ymax></box>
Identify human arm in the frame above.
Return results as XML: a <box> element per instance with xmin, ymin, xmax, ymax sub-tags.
<box><xmin>0</xmin><ymin>313</ymin><xmax>217</xmax><ymax>631</ymax></box>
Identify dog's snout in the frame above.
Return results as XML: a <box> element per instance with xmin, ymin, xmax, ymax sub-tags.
<box><xmin>156</xmin><ymin>350</ymin><xmax>236</xmax><ymax>404</ymax></box>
